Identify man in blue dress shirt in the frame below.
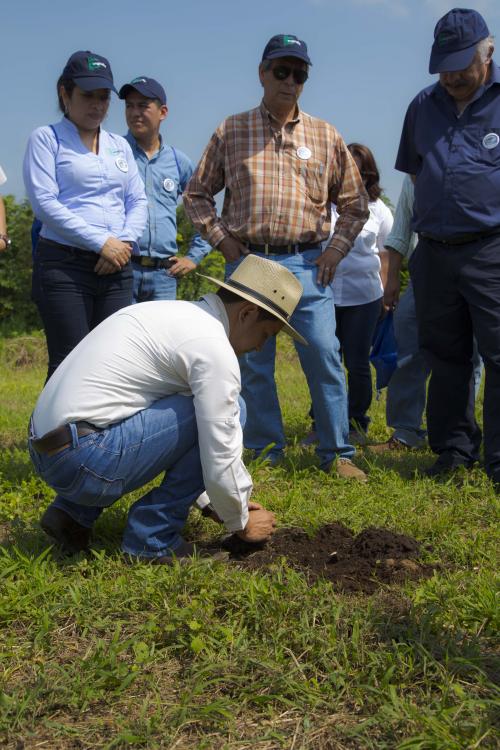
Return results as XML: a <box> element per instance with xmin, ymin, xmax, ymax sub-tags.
<box><xmin>396</xmin><ymin>8</ymin><xmax>500</xmax><ymax>483</ymax></box>
<box><xmin>119</xmin><ymin>77</ymin><xmax>211</xmax><ymax>302</ymax></box>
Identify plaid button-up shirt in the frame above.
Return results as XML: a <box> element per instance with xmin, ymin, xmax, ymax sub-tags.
<box><xmin>183</xmin><ymin>102</ymin><xmax>369</xmax><ymax>253</ymax></box>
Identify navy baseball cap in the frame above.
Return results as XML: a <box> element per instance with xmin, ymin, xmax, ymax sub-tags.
<box><xmin>62</xmin><ymin>50</ymin><xmax>117</xmax><ymax>92</ymax></box>
<box><xmin>119</xmin><ymin>77</ymin><xmax>167</xmax><ymax>105</ymax></box>
<box><xmin>429</xmin><ymin>8</ymin><xmax>490</xmax><ymax>74</ymax></box>
<box><xmin>262</xmin><ymin>34</ymin><xmax>312</xmax><ymax>65</ymax></box>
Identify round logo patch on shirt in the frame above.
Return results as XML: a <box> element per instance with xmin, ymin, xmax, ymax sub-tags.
<box><xmin>163</xmin><ymin>178</ymin><xmax>176</xmax><ymax>192</ymax></box>
<box><xmin>115</xmin><ymin>157</ymin><xmax>129</xmax><ymax>172</ymax></box>
<box><xmin>482</xmin><ymin>132</ymin><xmax>500</xmax><ymax>150</ymax></box>
<box><xmin>296</xmin><ymin>146</ymin><xmax>312</xmax><ymax>160</ymax></box>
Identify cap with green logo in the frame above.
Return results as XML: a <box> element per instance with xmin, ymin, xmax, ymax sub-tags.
<box><xmin>262</xmin><ymin>34</ymin><xmax>312</xmax><ymax>65</ymax></box>
<box><xmin>429</xmin><ymin>8</ymin><xmax>490</xmax><ymax>74</ymax></box>
<box><xmin>62</xmin><ymin>50</ymin><xmax>117</xmax><ymax>93</ymax></box>
<box><xmin>119</xmin><ymin>76</ymin><xmax>167</xmax><ymax>105</ymax></box>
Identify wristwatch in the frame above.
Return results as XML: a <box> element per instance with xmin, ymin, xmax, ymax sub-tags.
<box><xmin>0</xmin><ymin>234</ymin><xmax>11</xmax><ymax>250</ymax></box>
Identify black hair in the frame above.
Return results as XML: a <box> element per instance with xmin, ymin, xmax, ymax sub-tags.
<box><xmin>347</xmin><ymin>142</ymin><xmax>382</xmax><ymax>201</ymax></box>
<box><xmin>216</xmin><ymin>287</ymin><xmax>277</xmax><ymax>321</ymax></box>
<box><xmin>57</xmin><ymin>75</ymin><xmax>76</xmax><ymax>113</ymax></box>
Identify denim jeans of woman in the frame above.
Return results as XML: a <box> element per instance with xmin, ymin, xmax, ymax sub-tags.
<box><xmin>33</xmin><ymin>240</ymin><xmax>134</xmax><ymax>380</ymax></box>
<box><xmin>335</xmin><ymin>297</ymin><xmax>382</xmax><ymax>434</ymax></box>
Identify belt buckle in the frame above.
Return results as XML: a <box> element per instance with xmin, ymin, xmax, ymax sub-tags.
<box><xmin>264</xmin><ymin>244</ymin><xmax>269</xmax><ymax>255</ymax></box>
<box><xmin>142</xmin><ymin>256</ymin><xmax>156</xmax><ymax>268</ymax></box>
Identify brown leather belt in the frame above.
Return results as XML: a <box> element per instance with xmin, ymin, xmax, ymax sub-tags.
<box><xmin>246</xmin><ymin>242</ymin><xmax>321</xmax><ymax>255</ymax></box>
<box><xmin>31</xmin><ymin>421</ymin><xmax>102</xmax><ymax>454</ymax></box>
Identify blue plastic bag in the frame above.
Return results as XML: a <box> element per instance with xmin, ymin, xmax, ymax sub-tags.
<box><xmin>369</xmin><ymin>310</ymin><xmax>398</xmax><ymax>390</ymax></box>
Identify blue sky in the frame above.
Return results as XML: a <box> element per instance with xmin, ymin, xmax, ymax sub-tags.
<box><xmin>2</xmin><ymin>0</ymin><xmax>499</xmax><ymax>204</ymax></box>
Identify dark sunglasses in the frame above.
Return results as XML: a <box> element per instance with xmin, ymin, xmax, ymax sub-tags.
<box><xmin>271</xmin><ymin>65</ymin><xmax>309</xmax><ymax>85</ymax></box>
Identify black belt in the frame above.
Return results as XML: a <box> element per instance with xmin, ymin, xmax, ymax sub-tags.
<box><xmin>31</xmin><ymin>421</ymin><xmax>102</xmax><ymax>454</ymax></box>
<box><xmin>37</xmin><ymin>238</ymin><xmax>97</xmax><ymax>260</ymax></box>
<box><xmin>131</xmin><ymin>255</ymin><xmax>175</xmax><ymax>269</ymax></box>
<box><xmin>246</xmin><ymin>242</ymin><xmax>321</xmax><ymax>255</ymax></box>
<box><xmin>419</xmin><ymin>228</ymin><xmax>500</xmax><ymax>246</ymax></box>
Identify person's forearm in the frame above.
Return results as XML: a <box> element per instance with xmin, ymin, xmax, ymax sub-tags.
<box><xmin>386</xmin><ymin>246</ymin><xmax>403</xmax><ymax>278</ymax></box>
<box><xmin>185</xmin><ymin>232</ymin><xmax>212</xmax><ymax>264</ymax></box>
<box><xmin>0</xmin><ymin>198</ymin><xmax>6</xmax><ymax>235</ymax></box>
<box><xmin>379</xmin><ymin>249</ymin><xmax>389</xmax><ymax>288</ymax></box>
<box><xmin>329</xmin><ymin>193</ymin><xmax>370</xmax><ymax>257</ymax></box>
<box><xmin>183</xmin><ymin>190</ymin><xmax>229</xmax><ymax>248</ymax></box>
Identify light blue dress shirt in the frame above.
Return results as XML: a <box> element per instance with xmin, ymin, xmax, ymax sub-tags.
<box><xmin>23</xmin><ymin>117</ymin><xmax>147</xmax><ymax>253</ymax></box>
<box><xmin>125</xmin><ymin>133</ymin><xmax>211</xmax><ymax>264</ymax></box>
<box><xmin>384</xmin><ymin>175</ymin><xmax>416</xmax><ymax>260</ymax></box>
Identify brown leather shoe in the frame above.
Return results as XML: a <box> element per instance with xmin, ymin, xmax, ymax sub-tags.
<box><xmin>335</xmin><ymin>458</ymin><xmax>368</xmax><ymax>482</ymax></box>
<box><xmin>369</xmin><ymin>437</ymin><xmax>413</xmax><ymax>454</ymax></box>
<box><xmin>40</xmin><ymin>506</ymin><xmax>92</xmax><ymax>555</ymax></box>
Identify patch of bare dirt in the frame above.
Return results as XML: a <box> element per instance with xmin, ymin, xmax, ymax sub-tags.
<box><xmin>218</xmin><ymin>524</ymin><xmax>435</xmax><ymax>593</ymax></box>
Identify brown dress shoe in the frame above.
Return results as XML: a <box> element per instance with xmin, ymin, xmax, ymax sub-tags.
<box><xmin>369</xmin><ymin>437</ymin><xmax>413</xmax><ymax>454</ymax></box>
<box><xmin>335</xmin><ymin>458</ymin><xmax>368</xmax><ymax>482</ymax></box>
<box><xmin>40</xmin><ymin>506</ymin><xmax>92</xmax><ymax>555</ymax></box>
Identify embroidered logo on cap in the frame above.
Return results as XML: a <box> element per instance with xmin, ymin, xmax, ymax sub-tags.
<box><xmin>437</xmin><ymin>32</ymin><xmax>455</xmax><ymax>47</ymax></box>
<box><xmin>283</xmin><ymin>35</ymin><xmax>301</xmax><ymax>46</ymax></box>
<box><xmin>87</xmin><ymin>56</ymin><xmax>107</xmax><ymax>71</ymax></box>
<box><xmin>131</xmin><ymin>77</ymin><xmax>147</xmax><ymax>84</ymax></box>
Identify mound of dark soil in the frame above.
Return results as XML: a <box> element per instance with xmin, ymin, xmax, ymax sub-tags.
<box><xmin>219</xmin><ymin>524</ymin><xmax>434</xmax><ymax>593</ymax></box>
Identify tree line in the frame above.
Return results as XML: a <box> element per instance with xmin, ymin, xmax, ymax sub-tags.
<box><xmin>0</xmin><ymin>198</ymin><xmax>224</xmax><ymax>336</ymax></box>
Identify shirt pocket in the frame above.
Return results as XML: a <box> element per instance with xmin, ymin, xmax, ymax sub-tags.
<box><xmin>474</xmin><ymin>127</ymin><xmax>500</xmax><ymax>165</ymax></box>
<box><xmin>294</xmin><ymin>158</ymin><xmax>327</xmax><ymax>204</ymax></box>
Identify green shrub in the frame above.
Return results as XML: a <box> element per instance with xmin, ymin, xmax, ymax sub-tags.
<box><xmin>0</xmin><ymin>196</ymin><xmax>41</xmax><ymax>336</ymax></box>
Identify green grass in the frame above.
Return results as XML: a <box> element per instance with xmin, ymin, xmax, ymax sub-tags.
<box><xmin>0</xmin><ymin>335</ymin><xmax>498</xmax><ymax>749</ymax></box>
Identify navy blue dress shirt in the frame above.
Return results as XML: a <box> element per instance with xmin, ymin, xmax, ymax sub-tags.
<box><xmin>396</xmin><ymin>62</ymin><xmax>500</xmax><ymax>238</ymax></box>
<box><xmin>125</xmin><ymin>133</ymin><xmax>211</xmax><ymax>263</ymax></box>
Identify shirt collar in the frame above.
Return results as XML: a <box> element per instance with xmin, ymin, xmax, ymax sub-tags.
<box><xmin>259</xmin><ymin>100</ymin><xmax>301</xmax><ymax>127</ymax></box>
<box><xmin>59</xmin><ymin>116</ymin><xmax>104</xmax><ymax>137</ymax></box>
<box><xmin>125</xmin><ymin>131</ymin><xmax>164</xmax><ymax>157</ymax></box>
<box><xmin>196</xmin><ymin>293</ymin><xmax>230</xmax><ymax>337</ymax></box>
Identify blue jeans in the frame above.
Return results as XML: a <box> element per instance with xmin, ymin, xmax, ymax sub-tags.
<box><xmin>132</xmin><ymin>266</ymin><xmax>177</xmax><ymax>302</ymax></box>
<box><xmin>226</xmin><ymin>249</ymin><xmax>353</xmax><ymax>467</ymax></box>
<box><xmin>29</xmin><ymin>394</ymin><xmax>245</xmax><ymax>558</ymax></box>
<box><xmin>33</xmin><ymin>240</ymin><xmax>134</xmax><ymax>381</ymax></box>
<box><xmin>388</xmin><ymin>280</ymin><xmax>483</xmax><ymax>448</ymax></box>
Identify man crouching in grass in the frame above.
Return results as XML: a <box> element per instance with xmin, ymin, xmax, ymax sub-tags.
<box><xmin>28</xmin><ymin>255</ymin><xmax>306</xmax><ymax>562</ymax></box>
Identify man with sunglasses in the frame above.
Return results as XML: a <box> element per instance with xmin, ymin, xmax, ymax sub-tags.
<box><xmin>184</xmin><ymin>34</ymin><xmax>369</xmax><ymax>478</ymax></box>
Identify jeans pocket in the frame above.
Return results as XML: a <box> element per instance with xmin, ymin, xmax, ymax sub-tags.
<box><xmin>53</xmin><ymin>464</ymin><xmax>125</xmax><ymax>508</ymax></box>
<box><xmin>301</xmin><ymin>248</ymin><xmax>322</xmax><ymax>267</ymax></box>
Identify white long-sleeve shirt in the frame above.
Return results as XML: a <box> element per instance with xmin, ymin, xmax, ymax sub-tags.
<box><xmin>31</xmin><ymin>294</ymin><xmax>252</xmax><ymax>532</ymax></box>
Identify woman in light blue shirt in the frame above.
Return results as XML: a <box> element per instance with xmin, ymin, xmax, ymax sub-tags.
<box><xmin>24</xmin><ymin>50</ymin><xmax>147</xmax><ymax>380</ymax></box>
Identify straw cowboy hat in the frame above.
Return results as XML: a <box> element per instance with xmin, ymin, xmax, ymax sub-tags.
<box><xmin>198</xmin><ymin>255</ymin><xmax>307</xmax><ymax>345</ymax></box>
